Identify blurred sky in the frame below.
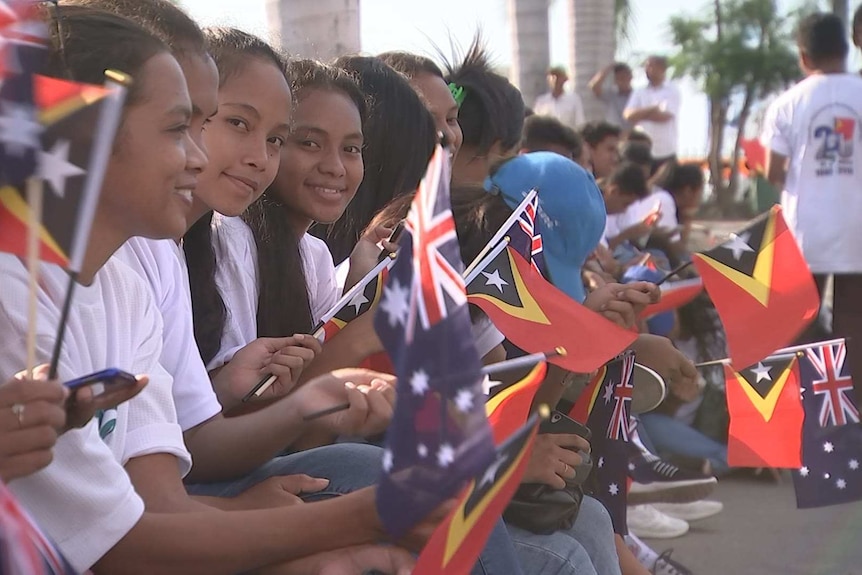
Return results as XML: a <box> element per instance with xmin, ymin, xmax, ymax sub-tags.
<box><xmin>181</xmin><ymin>0</ymin><xmax>861</xmax><ymax>158</ymax></box>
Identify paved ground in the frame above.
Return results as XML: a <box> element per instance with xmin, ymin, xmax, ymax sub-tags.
<box><xmin>642</xmin><ymin>474</ymin><xmax>862</xmax><ymax>575</ymax></box>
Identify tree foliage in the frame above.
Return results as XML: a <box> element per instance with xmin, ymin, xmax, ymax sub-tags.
<box><xmin>668</xmin><ymin>0</ymin><xmax>800</xmax><ymax>214</ymax></box>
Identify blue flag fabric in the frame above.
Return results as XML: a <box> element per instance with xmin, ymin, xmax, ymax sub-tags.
<box><xmin>0</xmin><ymin>1</ymin><xmax>47</xmax><ymax>186</ymax></box>
<box><xmin>792</xmin><ymin>340</ymin><xmax>862</xmax><ymax>508</ymax></box>
<box><xmin>505</xmin><ymin>191</ymin><xmax>547</xmax><ymax>277</ymax></box>
<box><xmin>374</xmin><ymin>146</ymin><xmax>495</xmax><ymax>538</ymax></box>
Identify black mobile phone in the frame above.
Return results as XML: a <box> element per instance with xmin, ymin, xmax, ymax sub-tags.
<box><xmin>64</xmin><ymin>368</ymin><xmax>137</xmax><ymax>395</ymax></box>
<box><xmin>376</xmin><ymin>221</ymin><xmax>405</xmax><ymax>263</ymax></box>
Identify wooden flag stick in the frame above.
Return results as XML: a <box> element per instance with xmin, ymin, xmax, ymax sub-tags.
<box><xmin>655</xmin><ymin>260</ymin><xmax>693</xmax><ymax>286</ymax></box>
<box><xmin>463</xmin><ymin>189</ymin><xmax>537</xmax><ymax>278</ymax></box>
<box><xmin>25</xmin><ymin>178</ymin><xmax>43</xmax><ymax>378</ymax></box>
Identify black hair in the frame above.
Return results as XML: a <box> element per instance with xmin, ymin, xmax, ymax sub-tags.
<box><xmin>377</xmin><ymin>51</ymin><xmax>445</xmax><ymax>80</ymax></box>
<box><xmin>796</xmin><ymin>12</ymin><xmax>849</xmax><ymax>64</ymax></box>
<box><xmin>443</xmin><ymin>35</ymin><xmax>525</xmax><ymax>155</ymax></box>
<box><xmin>46</xmin><ymin>5</ymin><xmax>168</xmax><ymax>107</ymax></box>
<box><xmin>854</xmin><ymin>4</ymin><xmax>862</xmax><ymax>33</ymax></box>
<box><xmin>612</xmin><ymin>62</ymin><xmax>631</xmax><ymax>74</ymax></box>
<box><xmin>312</xmin><ymin>55</ymin><xmax>436</xmax><ymax>264</ymax></box>
<box><xmin>185</xmin><ymin>28</ymin><xmax>287</xmax><ymax>364</ymax></box>
<box><xmin>625</xmin><ymin>130</ymin><xmax>653</xmax><ymax>148</ymax></box>
<box><xmin>205</xmin><ymin>27</ymin><xmax>287</xmax><ymax>87</ymax></box>
<box><xmin>580</xmin><ymin>121</ymin><xmax>621</xmax><ymax>148</ymax></box>
<box><xmin>240</xmin><ymin>59</ymin><xmax>366</xmax><ymax>340</ymax></box>
<box><xmin>60</xmin><ymin>0</ymin><xmax>206</xmax><ymax>57</ymax></box>
<box><xmin>521</xmin><ymin>115</ymin><xmax>583</xmax><ymax>159</ymax></box>
<box><xmin>620</xmin><ymin>141</ymin><xmax>653</xmax><ymax>167</ymax></box>
<box><xmin>608</xmin><ymin>162</ymin><xmax>649</xmax><ymax>198</ymax></box>
<box><xmin>657</xmin><ymin>162</ymin><xmax>704</xmax><ymax>195</ymax></box>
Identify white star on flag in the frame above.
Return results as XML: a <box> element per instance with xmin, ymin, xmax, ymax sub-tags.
<box><xmin>379</xmin><ymin>279</ymin><xmax>410</xmax><ymax>327</ymax></box>
<box><xmin>608</xmin><ymin>483</ymin><xmax>619</xmax><ymax>496</ymax></box>
<box><xmin>598</xmin><ymin>456</ymin><xmax>605</xmax><ymax>468</ymax></box>
<box><xmin>479</xmin><ymin>453</ymin><xmax>508</xmax><ymax>488</ymax></box>
<box><xmin>454</xmin><ymin>388</ymin><xmax>474</xmax><ymax>413</ymax></box>
<box><xmin>481</xmin><ymin>269</ymin><xmax>509</xmax><ymax>293</ymax></box>
<box><xmin>602</xmin><ymin>382</ymin><xmax>614</xmax><ymax>404</ymax></box>
<box><xmin>799</xmin><ymin>467</ymin><xmax>809</xmax><ymax>477</ymax></box>
<box><xmin>382</xmin><ymin>448</ymin><xmax>394</xmax><ymax>472</ymax></box>
<box><xmin>751</xmin><ymin>362</ymin><xmax>772</xmax><ymax>383</ymax></box>
<box><xmin>0</xmin><ymin>100</ymin><xmax>41</xmax><ymax>156</ymax></box>
<box><xmin>850</xmin><ymin>459</ymin><xmax>859</xmax><ymax>471</ymax></box>
<box><xmin>722</xmin><ymin>232</ymin><xmax>755</xmax><ymax>261</ymax></box>
<box><xmin>824</xmin><ymin>441</ymin><xmax>835</xmax><ymax>453</ymax></box>
<box><xmin>417</xmin><ymin>444</ymin><xmax>428</xmax><ymax>458</ymax></box>
<box><xmin>437</xmin><ymin>443</ymin><xmax>455</xmax><ymax>468</ymax></box>
<box><xmin>627</xmin><ymin>462</ymin><xmax>636</xmax><ymax>472</ymax></box>
<box><xmin>38</xmin><ymin>139</ymin><xmax>86</xmax><ymax>198</ymax></box>
<box><xmin>837</xmin><ymin>478</ymin><xmax>847</xmax><ymax>490</ymax></box>
<box><xmin>348</xmin><ymin>290</ymin><xmax>369</xmax><ymax>314</ymax></box>
<box><xmin>409</xmin><ymin>370</ymin><xmax>430</xmax><ymax>396</ymax></box>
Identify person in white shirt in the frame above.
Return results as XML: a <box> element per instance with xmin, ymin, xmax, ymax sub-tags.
<box><xmin>2</xmin><ymin>7</ymin><xmax>422</xmax><ymax>573</ymax></box>
<box><xmin>533</xmin><ymin>66</ymin><xmax>586</xmax><ymax>130</ymax></box>
<box><xmin>762</xmin><ymin>12</ymin><xmax>862</xmax><ymax>401</ymax></box>
<box><xmin>581</xmin><ymin>121</ymin><xmax>622</xmax><ymax>179</ymax></box>
<box><xmin>588</xmin><ymin>62</ymin><xmax>634</xmax><ymax>133</ymax></box>
<box><xmin>623</xmin><ymin>56</ymin><xmax>681</xmax><ymax>168</ymax></box>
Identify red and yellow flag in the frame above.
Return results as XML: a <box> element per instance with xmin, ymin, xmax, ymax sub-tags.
<box><xmin>467</xmin><ymin>246</ymin><xmax>636</xmax><ymax>373</ymax></box>
<box><xmin>485</xmin><ymin>361</ymin><xmax>547</xmax><ymax>443</ymax></box>
<box><xmin>692</xmin><ymin>205</ymin><xmax>819</xmax><ymax>368</ymax></box>
<box><xmin>725</xmin><ymin>354</ymin><xmax>804</xmax><ymax>468</ymax></box>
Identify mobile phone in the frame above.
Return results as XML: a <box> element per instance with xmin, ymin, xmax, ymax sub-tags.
<box><xmin>376</xmin><ymin>221</ymin><xmax>405</xmax><ymax>263</ymax></box>
<box><xmin>64</xmin><ymin>368</ymin><xmax>137</xmax><ymax>395</ymax></box>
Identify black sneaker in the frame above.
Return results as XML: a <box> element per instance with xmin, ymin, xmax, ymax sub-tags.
<box><xmin>628</xmin><ymin>447</ymin><xmax>717</xmax><ymax>504</ymax></box>
<box><xmin>652</xmin><ymin>549</ymin><xmax>694</xmax><ymax>575</ymax></box>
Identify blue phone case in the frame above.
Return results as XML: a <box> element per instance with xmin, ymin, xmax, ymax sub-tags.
<box><xmin>64</xmin><ymin>368</ymin><xmax>137</xmax><ymax>390</ymax></box>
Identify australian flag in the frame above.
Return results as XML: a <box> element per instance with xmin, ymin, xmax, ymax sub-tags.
<box><xmin>374</xmin><ymin>146</ymin><xmax>496</xmax><ymax>538</ymax></box>
<box><xmin>505</xmin><ymin>189</ymin><xmax>546</xmax><ymax>276</ymax></box>
<box><xmin>569</xmin><ymin>351</ymin><xmax>636</xmax><ymax>534</ymax></box>
<box><xmin>792</xmin><ymin>340</ymin><xmax>862</xmax><ymax>508</ymax></box>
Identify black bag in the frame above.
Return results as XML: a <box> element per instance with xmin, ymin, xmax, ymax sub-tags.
<box><xmin>503</xmin><ymin>411</ymin><xmax>593</xmax><ymax>534</ymax></box>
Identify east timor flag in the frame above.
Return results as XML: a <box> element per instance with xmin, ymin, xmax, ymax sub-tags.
<box><xmin>0</xmin><ymin>76</ymin><xmax>111</xmax><ymax>269</ymax></box>
<box><xmin>485</xmin><ymin>361</ymin><xmax>547</xmax><ymax>443</ymax></box>
<box><xmin>725</xmin><ymin>354</ymin><xmax>804</xmax><ymax>468</ymax></box>
<box><xmin>414</xmin><ymin>415</ymin><xmax>539</xmax><ymax>575</ymax></box>
<box><xmin>316</xmin><ymin>261</ymin><xmax>389</xmax><ymax>343</ymax></box>
<box><xmin>692</xmin><ymin>205</ymin><xmax>819</xmax><ymax>368</ymax></box>
<box><xmin>467</xmin><ymin>245</ymin><xmax>636</xmax><ymax>373</ymax></box>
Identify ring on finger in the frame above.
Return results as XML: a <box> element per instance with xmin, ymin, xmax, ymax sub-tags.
<box><xmin>11</xmin><ymin>403</ymin><xmax>24</xmax><ymax>428</ymax></box>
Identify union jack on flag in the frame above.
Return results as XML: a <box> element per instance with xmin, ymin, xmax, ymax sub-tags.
<box><xmin>606</xmin><ymin>352</ymin><xmax>635</xmax><ymax>441</ymax></box>
<box><xmin>507</xmin><ymin>189</ymin><xmax>546</xmax><ymax>276</ymax></box>
<box><xmin>404</xmin><ymin>146</ymin><xmax>465</xmax><ymax>338</ymax></box>
<box><xmin>805</xmin><ymin>340</ymin><xmax>859</xmax><ymax>427</ymax></box>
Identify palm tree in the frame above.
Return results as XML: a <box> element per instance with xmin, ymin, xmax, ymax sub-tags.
<box><xmin>508</xmin><ymin>0</ymin><xmax>552</xmax><ymax>109</ymax></box>
<box><xmin>567</xmin><ymin>0</ymin><xmax>617</xmax><ymax>122</ymax></box>
<box><xmin>267</xmin><ymin>0</ymin><xmax>360</xmax><ymax>61</ymax></box>
<box><xmin>832</xmin><ymin>0</ymin><xmax>849</xmax><ymax>27</ymax></box>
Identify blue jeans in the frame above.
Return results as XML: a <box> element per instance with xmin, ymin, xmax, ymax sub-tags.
<box><xmin>638</xmin><ymin>412</ymin><xmax>729</xmax><ymax>476</ymax></box>
<box><xmin>506</xmin><ymin>496</ymin><xmax>621</xmax><ymax>575</ymax></box>
<box><xmin>187</xmin><ymin>443</ymin><xmax>524</xmax><ymax>575</ymax></box>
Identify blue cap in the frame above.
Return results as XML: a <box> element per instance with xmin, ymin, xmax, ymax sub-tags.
<box><xmin>484</xmin><ymin>152</ymin><xmax>606</xmax><ymax>303</ymax></box>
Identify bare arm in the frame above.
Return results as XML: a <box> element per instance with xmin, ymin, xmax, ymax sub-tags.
<box><xmin>765</xmin><ymin>149</ymin><xmax>788</xmax><ymax>190</ymax></box>
<box><xmin>624</xmin><ymin>105</ymin><xmax>662</xmax><ymax>124</ymax></box>
<box><xmin>588</xmin><ymin>64</ymin><xmax>613</xmax><ymax>98</ymax></box>
<box><xmin>92</xmin><ymin>486</ymin><xmax>382</xmax><ymax>575</ymax></box>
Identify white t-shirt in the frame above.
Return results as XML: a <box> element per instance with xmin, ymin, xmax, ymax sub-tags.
<box><xmin>534</xmin><ymin>92</ymin><xmax>586</xmax><ymax>129</ymax></box>
<box><xmin>209</xmin><ymin>215</ymin><xmax>338</xmax><ymax>369</ymax></box>
<box><xmin>618</xmin><ymin>187</ymin><xmax>680</xmax><ymax>242</ymax></box>
<box><xmin>471</xmin><ymin>314</ymin><xmax>506</xmax><ymax>359</ymax></box>
<box><xmin>624</xmin><ymin>83</ymin><xmax>680</xmax><ymax>157</ymax></box>
<box><xmin>0</xmin><ymin>255</ymin><xmax>191</xmax><ymax>571</ymax></box>
<box><xmin>760</xmin><ymin>73</ymin><xmax>862</xmax><ymax>274</ymax></box>
<box><xmin>115</xmin><ymin>237</ymin><xmax>223</xmax><ymax>431</ymax></box>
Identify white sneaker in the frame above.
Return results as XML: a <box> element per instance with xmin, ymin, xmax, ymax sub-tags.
<box><xmin>627</xmin><ymin>504</ymin><xmax>690</xmax><ymax>539</ymax></box>
<box><xmin>653</xmin><ymin>500</ymin><xmax>724</xmax><ymax>522</ymax></box>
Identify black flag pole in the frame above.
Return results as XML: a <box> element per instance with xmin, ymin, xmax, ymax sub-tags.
<box><xmin>48</xmin><ymin>272</ymin><xmax>77</xmax><ymax>379</ymax></box>
<box><xmin>655</xmin><ymin>260</ymin><xmax>693</xmax><ymax>286</ymax></box>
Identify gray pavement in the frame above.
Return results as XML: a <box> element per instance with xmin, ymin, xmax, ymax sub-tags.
<box><xmin>642</xmin><ymin>474</ymin><xmax>862</xmax><ymax>575</ymax></box>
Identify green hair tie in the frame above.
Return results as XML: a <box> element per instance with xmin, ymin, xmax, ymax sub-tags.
<box><xmin>448</xmin><ymin>82</ymin><xmax>466</xmax><ymax>107</ymax></box>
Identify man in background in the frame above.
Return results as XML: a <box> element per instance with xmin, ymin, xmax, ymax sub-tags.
<box><xmin>589</xmin><ymin>62</ymin><xmax>634</xmax><ymax>134</ymax></box>
<box><xmin>624</xmin><ymin>56</ymin><xmax>680</xmax><ymax>171</ymax></box>
<box><xmin>533</xmin><ymin>66</ymin><xmax>585</xmax><ymax>130</ymax></box>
